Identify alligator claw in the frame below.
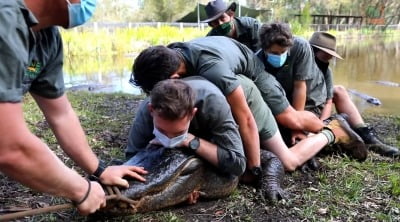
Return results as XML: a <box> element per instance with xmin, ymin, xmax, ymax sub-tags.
<box><xmin>263</xmin><ymin>186</ymin><xmax>287</xmax><ymax>203</ymax></box>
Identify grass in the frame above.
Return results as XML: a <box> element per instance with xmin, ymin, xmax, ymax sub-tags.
<box><xmin>290</xmin><ymin>156</ymin><xmax>400</xmax><ymax>221</ymax></box>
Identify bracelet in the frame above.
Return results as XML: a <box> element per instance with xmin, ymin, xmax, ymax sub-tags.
<box><xmin>73</xmin><ymin>178</ymin><xmax>91</xmax><ymax>206</ymax></box>
<box><xmin>92</xmin><ymin>160</ymin><xmax>106</xmax><ymax>179</ymax></box>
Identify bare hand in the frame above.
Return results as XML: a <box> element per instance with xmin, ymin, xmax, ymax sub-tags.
<box><xmin>99</xmin><ymin>165</ymin><xmax>148</xmax><ymax>188</ymax></box>
<box><xmin>77</xmin><ymin>181</ymin><xmax>106</xmax><ymax>215</ymax></box>
<box><xmin>290</xmin><ymin>130</ymin><xmax>307</xmax><ymax>145</ymax></box>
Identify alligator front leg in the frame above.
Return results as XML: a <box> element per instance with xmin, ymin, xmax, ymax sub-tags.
<box><xmin>259</xmin><ymin>150</ymin><xmax>286</xmax><ymax>202</ymax></box>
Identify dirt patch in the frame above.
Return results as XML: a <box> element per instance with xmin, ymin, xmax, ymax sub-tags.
<box><xmin>1</xmin><ymin>93</ymin><xmax>399</xmax><ymax>221</ymax></box>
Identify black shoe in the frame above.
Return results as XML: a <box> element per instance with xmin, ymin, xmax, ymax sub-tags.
<box><xmin>355</xmin><ymin>126</ymin><xmax>400</xmax><ymax>158</ymax></box>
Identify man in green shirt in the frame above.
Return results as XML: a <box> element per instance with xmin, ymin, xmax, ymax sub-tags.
<box><xmin>203</xmin><ymin>0</ymin><xmax>260</xmax><ymax>52</ymax></box>
<box><xmin>0</xmin><ymin>0</ymin><xmax>147</xmax><ymax>215</ymax></box>
<box><xmin>309</xmin><ymin>31</ymin><xmax>399</xmax><ymax>158</ymax></box>
<box><xmin>127</xmin><ymin>77</ymin><xmax>287</xmax><ymax>201</ymax></box>
<box><xmin>256</xmin><ymin>22</ymin><xmax>328</xmax><ymax>144</ymax></box>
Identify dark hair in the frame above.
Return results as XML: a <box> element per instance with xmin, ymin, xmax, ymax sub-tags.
<box><xmin>259</xmin><ymin>22</ymin><xmax>293</xmax><ymax>50</ymax></box>
<box><xmin>150</xmin><ymin>79</ymin><xmax>196</xmax><ymax>120</ymax></box>
<box><xmin>132</xmin><ymin>46</ymin><xmax>181</xmax><ymax>94</ymax></box>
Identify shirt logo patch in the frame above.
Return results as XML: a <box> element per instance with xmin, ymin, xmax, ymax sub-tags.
<box><xmin>26</xmin><ymin>60</ymin><xmax>41</xmax><ymax>78</ymax></box>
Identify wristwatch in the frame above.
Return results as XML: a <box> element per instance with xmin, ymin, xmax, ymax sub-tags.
<box><xmin>188</xmin><ymin>137</ymin><xmax>200</xmax><ymax>151</ymax></box>
<box><xmin>92</xmin><ymin>160</ymin><xmax>107</xmax><ymax>179</ymax></box>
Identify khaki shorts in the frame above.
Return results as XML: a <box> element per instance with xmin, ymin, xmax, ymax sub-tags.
<box><xmin>237</xmin><ymin>74</ymin><xmax>278</xmax><ymax>141</ymax></box>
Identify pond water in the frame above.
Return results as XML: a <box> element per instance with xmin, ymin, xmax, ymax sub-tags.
<box><xmin>63</xmin><ymin>35</ymin><xmax>400</xmax><ymax>115</ymax></box>
<box><xmin>332</xmin><ymin>36</ymin><xmax>400</xmax><ymax>115</ymax></box>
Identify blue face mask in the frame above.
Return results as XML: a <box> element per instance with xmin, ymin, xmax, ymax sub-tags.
<box><xmin>66</xmin><ymin>0</ymin><xmax>97</xmax><ymax>28</ymax></box>
<box><xmin>266</xmin><ymin>51</ymin><xmax>288</xmax><ymax>68</ymax></box>
<box><xmin>153</xmin><ymin>127</ymin><xmax>188</xmax><ymax>148</ymax></box>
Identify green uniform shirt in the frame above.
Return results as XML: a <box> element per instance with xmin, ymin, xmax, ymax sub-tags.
<box><xmin>207</xmin><ymin>17</ymin><xmax>260</xmax><ymax>52</ymax></box>
<box><xmin>323</xmin><ymin>67</ymin><xmax>333</xmax><ymax>100</ymax></box>
<box><xmin>0</xmin><ymin>0</ymin><xmax>64</xmax><ymax>102</ymax></box>
<box><xmin>168</xmin><ymin>36</ymin><xmax>289</xmax><ymax>115</ymax></box>
<box><xmin>315</xmin><ymin>58</ymin><xmax>334</xmax><ymax>100</ymax></box>
<box><xmin>257</xmin><ymin>37</ymin><xmax>327</xmax><ymax>109</ymax></box>
<box><xmin>126</xmin><ymin>76</ymin><xmax>246</xmax><ymax>176</ymax></box>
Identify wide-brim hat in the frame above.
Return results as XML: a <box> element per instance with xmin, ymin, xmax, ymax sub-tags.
<box><xmin>202</xmin><ymin>0</ymin><xmax>228</xmax><ymax>23</ymax></box>
<box><xmin>309</xmin><ymin>32</ymin><xmax>343</xmax><ymax>59</ymax></box>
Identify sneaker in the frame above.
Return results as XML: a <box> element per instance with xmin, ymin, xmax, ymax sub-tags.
<box><xmin>324</xmin><ymin>114</ymin><xmax>368</xmax><ymax>161</ymax></box>
<box><xmin>355</xmin><ymin>126</ymin><xmax>400</xmax><ymax>158</ymax></box>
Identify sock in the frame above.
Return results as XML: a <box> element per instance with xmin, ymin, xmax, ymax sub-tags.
<box><xmin>354</xmin><ymin>123</ymin><xmax>367</xmax><ymax>129</ymax></box>
<box><xmin>321</xmin><ymin>129</ymin><xmax>335</xmax><ymax>144</ymax></box>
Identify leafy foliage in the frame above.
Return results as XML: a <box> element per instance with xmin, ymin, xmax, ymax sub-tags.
<box><xmin>91</xmin><ymin>0</ymin><xmax>400</xmax><ymax>25</ymax></box>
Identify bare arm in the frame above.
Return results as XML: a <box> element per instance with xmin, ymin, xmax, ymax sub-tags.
<box><xmin>0</xmin><ymin>102</ymin><xmax>105</xmax><ymax>214</ymax></box>
<box><xmin>32</xmin><ymin>94</ymin><xmax>98</xmax><ymax>173</ymax></box>
<box><xmin>319</xmin><ymin>98</ymin><xmax>333</xmax><ymax>121</ymax></box>
<box><xmin>226</xmin><ymin>86</ymin><xmax>260</xmax><ymax>169</ymax></box>
<box><xmin>290</xmin><ymin>80</ymin><xmax>308</xmax><ymax>143</ymax></box>
<box><xmin>292</xmin><ymin>80</ymin><xmax>307</xmax><ymax>111</ymax></box>
<box><xmin>275</xmin><ymin>106</ymin><xmax>324</xmax><ymax>133</ymax></box>
<box><xmin>32</xmin><ymin>93</ymin><xmax>147</xmax><ymax>187</ymax></box>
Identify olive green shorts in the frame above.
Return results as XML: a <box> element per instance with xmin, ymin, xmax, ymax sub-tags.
<box><xmin>237</xmin><ymin>74</ymin><xmax>278</xmax><ymax>141</ymax></box>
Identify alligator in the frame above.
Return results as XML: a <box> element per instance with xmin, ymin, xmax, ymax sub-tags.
<box><xmin>66</xmin><ymin>84</ymin><xmax>111</xmax><ymax>92</ymax></box>
<box><xmin>347</xmin><ymin>89</ymin><xmax>382</xmax><ymax>106</ymax></box>
<box><xmin>99</xmin><ymin>145</ymin><xmax>285</xmax><ymax>215</ymax></box>
<box><xmin>375</xmin><ymin>80</ymin><xmax>400</xmax><ymax>87</ymax></box>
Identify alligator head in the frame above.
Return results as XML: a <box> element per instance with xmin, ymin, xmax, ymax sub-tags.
<box><xmin>100</xmin><ymin>146</ymin><xmax>238</xmax><ymax>215</ymax></box>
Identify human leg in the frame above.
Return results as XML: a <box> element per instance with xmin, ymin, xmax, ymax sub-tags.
<box><xmin>333</xmin><ymin>85</ymin><xmax>364</xmax><ymax>126</ymax></box>
<box><xmin>262</xmin><ymin>113</ymin><xmax>368</xmax><ymax>171</ymax></box>
<box><xmin>261</xmin><ymin>130</ymin><xmax>329</xmax><ymax>171</ymax></box>
<box><xmin>333</xmin><ymin>85</ymin><xmax>400</xmax><ymax>158</ymax></box>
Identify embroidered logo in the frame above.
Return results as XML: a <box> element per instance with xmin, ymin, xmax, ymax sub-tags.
<box><xmin>26</xmin><ymin>60</ymin><xmax>41</xmax><ymax>78</ymax></box>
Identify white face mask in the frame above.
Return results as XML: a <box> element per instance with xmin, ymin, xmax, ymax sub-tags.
<box><xmin>152</xmin><ymin>127</ymin><xmax>188</xmax><ymax>148</ymax></box>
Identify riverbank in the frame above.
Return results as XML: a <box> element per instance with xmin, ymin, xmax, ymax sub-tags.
<box><xmin>1</xmin><ymin>92</ymin><xmax>399</xmax><ymax>221</ymax></box>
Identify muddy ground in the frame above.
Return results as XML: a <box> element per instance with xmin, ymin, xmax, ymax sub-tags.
<box><xmin>0</xmin><ymin>93</ymin><xmax>399</xmax><ymax>222</ymax></box>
